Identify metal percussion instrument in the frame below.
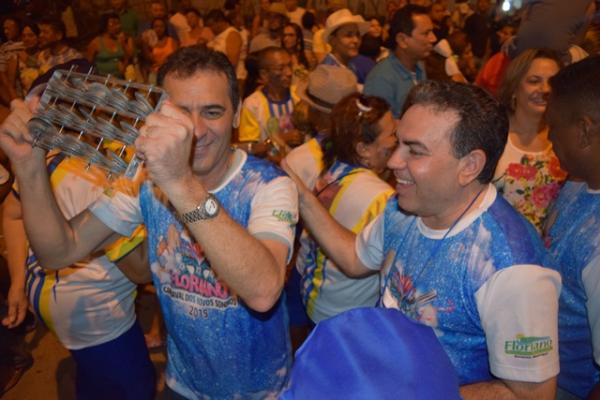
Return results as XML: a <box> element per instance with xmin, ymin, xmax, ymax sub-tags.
<box><xmin>30</xmin><ymin>67</ymin><xmax>166</xmax><ymax>178</ymax></box>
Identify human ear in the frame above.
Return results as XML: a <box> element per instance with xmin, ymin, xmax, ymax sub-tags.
<box><xmin>356</xmin><ymin>141</ymin><xmax>374</xmax><ymax>168</ymax></box>
<box><xmin>396</xmin><ymin>32</ymin><xmax>408</xmax><ymax>49</ymax></box>
<box><xmin>457</xmin><ymin>149</ymin><xmax>486</xmax><ymax>186</ymax></box>
<box><xmin>577</xmin><ymin>116</ymin><xmax>597</xmax><ymax>149</ymax></box>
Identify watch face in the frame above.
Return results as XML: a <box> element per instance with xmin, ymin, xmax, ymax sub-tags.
<box><xmin>205</xmin><ymin>198</ymin><xmax>219</xmax><ymax>216</ymax></box>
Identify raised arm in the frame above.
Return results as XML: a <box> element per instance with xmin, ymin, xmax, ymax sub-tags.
<box><xmin>0</xmin><ymin>99</ymin><xmax>116</xmax><ymax>269</ymax></box>
<box><xmin>134</xmin><ymin>102</ymin><xmax>295</xmax><ymax>312</ymax></box>
<box><xmin>281</xmin><ymin>159</ymin><xmax>374</xmax><ymax>278</ymax></box>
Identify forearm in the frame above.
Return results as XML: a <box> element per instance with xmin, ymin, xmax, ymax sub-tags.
<box><xmin>460</xmin><ymin>377</ymin><xmax>556</xmax><ymax>400</ymax></box>
<box><xmin>298</xmin><ymin>184</ymin><xmax>369</xmax><ymax>277</ymax></box>
<box><xmin>115</xmin><ymin>240</ymin><xmax>152</xmax><ymax>284</ymax></box>
<box><xmin>13</xmin><ymin>153</ymin><xmax>93</xmax><ymax>268</ymax></box>
<box><xmin>166</xmin><ymin>177</ymin><xmax>285</xmax><ymax>312</ymax></box>
<box><xmin>2</xmin><ymin>202</ymin><xmax>27</xmax><ymax>292</ymax></box>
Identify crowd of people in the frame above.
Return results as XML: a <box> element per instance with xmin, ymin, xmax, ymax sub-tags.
<box><xmin>0</xmin><ymin>0</ymin><xmax>600</xmax><ymax>399</ymax></box>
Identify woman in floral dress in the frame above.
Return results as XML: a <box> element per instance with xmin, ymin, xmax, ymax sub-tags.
<box><xmin>494</xmin><ymin>49</ymin><xmax>568</xmax><ymax>231</ymax></box>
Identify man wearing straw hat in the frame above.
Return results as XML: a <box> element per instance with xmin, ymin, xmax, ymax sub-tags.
<box><xmin>319</xmin><ymin>8</ymin><xmax>373</xmax><ymax>85</ymax></box>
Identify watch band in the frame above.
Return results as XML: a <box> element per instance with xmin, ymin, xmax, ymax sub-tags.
<box><xmin>177</xmin><ymin>193</ymin><xmax>220</xmax><ymax>224</ymax></box>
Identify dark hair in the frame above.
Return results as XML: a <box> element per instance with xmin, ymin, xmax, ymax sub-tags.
<box><xmin>301</xmin><ymin>10</ymin><xmax>316</xmax><ymax>30</ymax></box>
<box><xmin>183</xmin><ymin>7</ymin><xmax>201</xmax><ymax>18</ymax></box>
<box><xmin>157</xmin><ymin>45</ymin><xmax>240</xmax><ymax>108</ymax></box>
<box><xmin>243</xmin><ymin>51</ymin><xmax>262</xmax><ymax>98</ymax></box>
<box><xmin>100</xmin><ymin>12</ymin><xmax>120</xmax><ymax>34</ymax></box>
<box><xmin>257</xmin><ymin>46</ymin><xmax>288</xmax><ymax>70</ymax></box>
<box><xmin>549</xmin><ymin>55</ymin><xmax>600</xmax><ymax>123</ymax></box>
<box><xmin>359</xmin><ymin>33</ymin><xmax>383</xmax><ymax>61</ymax></box>
<box><xmin>498</xmin><ymin>48</ymin><xmax>563</xmax><ymax>114</ymax></box>
<box><xmin>386</xmin><ymin>5</ymin><xmax>430</xmax><ymax>50</ymax></box>
<box><xmin>224</xmin><ymin>0</ymin><xmax>239</xmax><ymax>11</ymax></box>
<box><xmin>38</xmin><ymin>16</ymin><xmax>66</xmax><ymax>38</ymax></box>
<box><xmin>323</xmin><ymin>93</ymin><xmax>390</xmax><ymax>171</ymax></box>
<box><xmin>403</xmin><ymin>81</ymin><xmax>509</xmax><ymax>184</ymax></box>
<box><xmin>2</xmin><ymin>16</ymin><xmax>22</xmax><ymax>36</ymax></box>
<box><xmin>447</xmin><ymin>30</ymin><xmax>469</xmax><ymax>56</ymax></box>
<box><xmin>205</xmin><ymin>9</ymin><xmax>229</xmax><ymax>24</ymax></box>
<box><xmin>283</xmin><ymin>23</ymin><xmax>309</xmax><ymax>68</ymax></box>
<box><xmin>21</xmin><ymin>20</ymin><xmax>40</xmax><ymax>37</ymax></box>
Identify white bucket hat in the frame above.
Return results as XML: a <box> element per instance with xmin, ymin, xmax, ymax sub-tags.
<box><xmin>322</xmin><ymin>8</ymin><xmax>370</xmax><ymax>44</ymax></box>
<box><xmin>296</xmin><ymin>65</ymin><xmax>358</xmax><ymax>113</ymax></box>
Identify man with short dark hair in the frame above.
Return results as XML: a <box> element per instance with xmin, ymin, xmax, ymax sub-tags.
<box><xmin>286</xmin><ymin>80</ymin><xmax>561</xmax><ymax>399</ymax></box>
<box><xmin>0</xmin><ymin>46</ymin><xmax>297</xmax><ymax>399</ymax></box>
<box><xmin>544</xmin><ymin>55</ymin><xmax>600</xmax><ymax>400</ymax></box>
<box><xmin>363</xmin><ymin>5</ymin><xmax>436</xmax><ymax>118</ymax></box>
<box><xmin>36</xmin><ymin>17</ymin><xmax>82</xmax><ymax>73</ymax></box>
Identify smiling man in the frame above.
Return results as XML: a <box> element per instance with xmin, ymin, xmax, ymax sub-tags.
<box><xmin>238</xmin><ymin>46</ymin><xmax>302</xmax><ymax>157</ymax></box>
<box><xmin>320</xmin><ymin>8</ymin><xmax>372</xmax><ymax>86</ymax></box>
<box><xmin>0</xmin><ymin>46</ymin><xmax>298</xmax><ymax>399</ymax></box>
<box><xmin>287</xmin><ymin>80</ymin><xmax>561</xmax><ymax>399</ymax></box>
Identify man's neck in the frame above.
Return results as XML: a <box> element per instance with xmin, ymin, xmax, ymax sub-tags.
<box><xmin>421</xmin><ymin>184</ymin><xmax>488</xmax><ymax>230</ymax></box>
<box><xmin>331</xmin><ymin>51</ymin><xmax>350</xmax><ymax>66</ymax></box>
<box><xmin>197</xmin><ymin>149</ymin><xmax>235</xmax><ymax>191</ymax></box>
<box><xmin>394</xmin><ymin>48</ymin><xmax>418</xmax><ymax>72</ymax></box>
<box><xmin>265</xmin><ymin>85</ymin><xmax>289</xmax><ymax>101</ymax></box>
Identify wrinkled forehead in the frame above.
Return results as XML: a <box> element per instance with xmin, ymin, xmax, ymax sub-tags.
<box><xmin>164</xmin><ymin>70</ymin><xmax>234</xmax><ymax>109</ymax></box>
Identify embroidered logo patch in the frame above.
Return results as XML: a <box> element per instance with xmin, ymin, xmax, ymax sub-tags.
<box><xmin>505</xmin><ymin>334</ymin><xmax>553</xmax><ymax>358</ymax></box>
<box><xmin>272</xmin><ymin>209</ymin><xmax>294</xmax><ymax>224</ymax></box>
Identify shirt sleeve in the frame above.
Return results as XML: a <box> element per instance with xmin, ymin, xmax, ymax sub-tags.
<box><xmin>248</xmin><ymin>176</ymin><xmax>298</xmax><ymax>263</ymax></box>
<box><xmin>583</xmin><ymin>253</ymin><xmax>600</xmax><ymax>365</ymax></box>
<box><xmin>475</xmin><ymin>265</ymin><xmax>561</xmax><ymax>382</ymax></box>
<box><xmin>238</xmin><ymin>98</ymin><xmax>261</xmax><ymax>142</ymax></box>
<box><xmin>89</xmin><ymin>189</ymin><xmax>144</xmax><ymax>237</ymax></box>
<box><xmin>355</xmin><ymin>214</ymin><xmax>385</xmax><ymax>270</ymax></box>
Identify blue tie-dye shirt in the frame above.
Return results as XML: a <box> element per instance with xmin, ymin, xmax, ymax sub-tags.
<box><xmin>92</xmin><ymin>152</ymin><xmax>297</xmax><ymax>399</ymax></box>
<box><xmin>357</xmin><ymin>186</ymin><xmax>561</xmax><ymax>385</ymax></box>
<box><xmin>545</xmin><ymin>181</ymin><xmax>600</xmax><ymax>398</ymax></box>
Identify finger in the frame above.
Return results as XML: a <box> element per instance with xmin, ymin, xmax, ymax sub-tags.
<box><xmin>1</xmin><ymin>119</ymin><xmax>32</xmax><ymax>144</ymax></box>
<box><xmin>158</xmin><ymin>101</ymin><xmax>194</xmax><ymax>131</ymax></box>
<box><xmin>26</xmin><ymin>95</ymin><xmax>41</xmax><ymax>114</ymax></box>
<box><xmin>15</xmin><ymin>304</ymin><xmax>27</xmax><ymax>327</ymax></box>
<box><xmin>9</xmin><ymin>98</ymin><xmax>27</xmax><ymax>112</ymax></box>
<box><xmin>144</xmin><ymin>112</ymin><xmax>192</xmax><ymax>134</ymax></box>
<box><xmin>4</xmin><ymin>304</ymin><xmax>16</xmax><ymax>327</ymax></box>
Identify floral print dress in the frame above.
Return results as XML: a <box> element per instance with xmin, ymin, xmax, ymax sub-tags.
<box><xmin>493</xmin><ymin>136</ymin><xmax>567</xmax><ymax>232</ymax></box>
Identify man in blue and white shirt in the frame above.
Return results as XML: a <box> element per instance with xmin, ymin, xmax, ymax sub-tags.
<box><xmin>288</xmin><ymin>80</ymin><xmax>561</xmax><ymax>399</ymax></box>
<box><xmin>544</xmin><ymin>55</ymin><xmax>600</xmax><ymax>400</ymax></box>
<box><xmin>0</xmin><ymin>46</ymin><xmax>298</xmax><ymax>399</ymax></box>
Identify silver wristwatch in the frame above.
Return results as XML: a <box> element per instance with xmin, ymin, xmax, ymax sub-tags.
<box><xmin>178</xmin><ymin>193</ymin><xmax>220</xmax><ymax>224</ymax></box>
